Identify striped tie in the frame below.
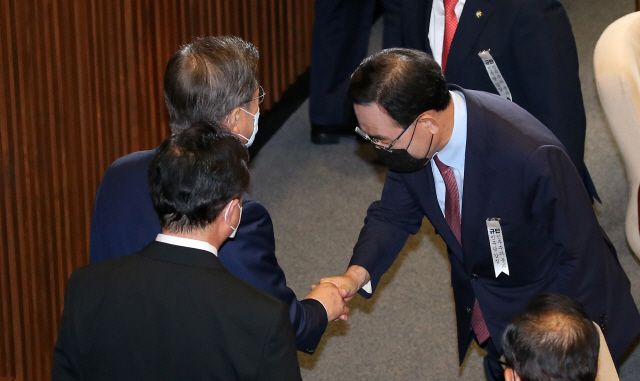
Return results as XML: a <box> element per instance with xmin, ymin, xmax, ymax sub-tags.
<box><xmin>442</xmin><ymin>0</ymin><xmax>459</xmax><ymax>74</ymax></box>
<box><xmin>434</xmin><ymin>155</ymin><xmax>490</xmax><ymax>344</ymax></box>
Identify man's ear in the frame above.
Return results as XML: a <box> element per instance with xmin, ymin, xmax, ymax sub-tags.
<box><xmin>504</xmin><ymin>368</ymin><xmax>519</xmax><ymax>381</ymax></box>
<box><xmin>416</xmin><ymin>111</ymin><xmax>439</xmax><ymax>135</ymax></box>
<box><xmin>225</xmin><ymin>108</ymin><xmax>242</xmax><ymax>133</ymax></box>
<box><xmin>223</xmin><ymin>198</ymin><xmax>241</xmax><ymax>223</ymax></box>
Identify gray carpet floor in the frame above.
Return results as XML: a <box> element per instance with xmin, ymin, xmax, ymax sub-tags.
<box><xmin>248</xmin><ymin>1</ymin><xmax>640</xmax><ymax>379</ymax></box>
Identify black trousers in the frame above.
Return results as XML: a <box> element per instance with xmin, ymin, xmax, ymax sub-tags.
<box><xmin>309</xmin><ymin>0</ymin><xmax>402</xmax><ymax>127</ymax></box>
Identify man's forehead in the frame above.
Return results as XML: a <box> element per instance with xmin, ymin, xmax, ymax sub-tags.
<box><xmin>354</xmin><ymin>103</ymin><xmax>401</xmax><ymax>139</ymax></box>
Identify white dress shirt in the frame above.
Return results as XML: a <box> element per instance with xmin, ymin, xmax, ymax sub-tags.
<box><xmin>430</xmin><ymin>90</ymin><xmax>467</xmax><ymax>217</ymax></box>
<box><xmin>428</xmin><ymin>0</ymin><xmax>466</xmax><ymax>66</ymax></box>
<box><xmin>155</xmin><ymin>233</ymin><xmax>219</xmax><ymax>256</ymax></box>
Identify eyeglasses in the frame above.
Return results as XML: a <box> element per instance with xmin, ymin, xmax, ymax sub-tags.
<box><xmin>354</xmin><ymin>123</ymin><xmax>413</xmax><ymax>152</ymax></box>
<box><xmin>254</xmin><ymin>86</ymin><xmax>266</xmax><ymax>104</ymax></box>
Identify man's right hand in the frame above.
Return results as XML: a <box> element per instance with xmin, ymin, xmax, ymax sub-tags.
<box><xmin>305</xmin><ymin>282</ymin><xmax>350</xmax><ymax>321</ymax></box>
<box><xmin>319</xmin><ymin>265</ymin><xmax>370</xmax><ymax>301</ymax></box>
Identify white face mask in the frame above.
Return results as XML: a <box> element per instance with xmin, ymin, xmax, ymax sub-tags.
<box><xmin>224</xmin><ymin>201</ymin><xmax>242</xmax><ymax>238</ymax></box>
<box><xmin>238</xmin><ymin>107</ymin><xmax>259</xmax><ymax>147</ymax></box>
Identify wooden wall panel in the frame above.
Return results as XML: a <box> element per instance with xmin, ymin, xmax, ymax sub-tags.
<box><xmin>0</xmin><ymin>1</ymin><xmax>314</xmax><ymax>379</ymax></box>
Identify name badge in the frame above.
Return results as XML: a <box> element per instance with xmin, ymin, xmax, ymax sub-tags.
<box><xmin>478</xmin><ymin>50</ymin><xmax>513</xmax><ymax>102</ymax></box>
<box><xmin>486</xmin><ymin>218</ymin><xmax>509</xmax><ymax>277</ymax></box>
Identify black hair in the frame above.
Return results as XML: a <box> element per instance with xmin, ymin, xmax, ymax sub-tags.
<box><xmin>164</xmin><ymin>36</ymin><xmax>259</xmax><ymax>133</ymax></box>
<box><xmin>501</xmin><ymin>294</ymin><xmax>600</xmax><ymax>381</ymax></box>
<box><xmin>148</xmin><ymin>121</ymin><xmax>250</xmax><ymax>233</ymax></box>
<box><xmin>347</xmin><ymin>48</ymin><xmax>450</xmax><ymax>128</ymax></box>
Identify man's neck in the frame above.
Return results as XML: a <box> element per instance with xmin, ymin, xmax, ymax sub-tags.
<box><xmin>433</xmin><ymin>97</ymin><xmax>456</xmax><ymax>153</ymax></box>
<box><xmin>161</xmin><ymin>227</ymin><xmax>222</xmax><ymax>250</ymax></box>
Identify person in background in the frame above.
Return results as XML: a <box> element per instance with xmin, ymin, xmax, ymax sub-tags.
<box><xmin>501</xmin><ymin>294</ymin><xmax>599</xmax><ymax>381</ymax></box>
<box><xmin>310</xmin><ymin>0</ymin><xmax>402</xmax><ymax>144</ymax></box>
<box><xmin>399</xmin><ymin>0</ymin><xmax>598</xmax><ymax>201</ymax></box>
<box><xmin>53</xmin><ymin>123</ymin><xmax>303</xmax><ymax>381</ymax></box>
<box><xmin>90</xmin><ymin>36</ymin><xmax>347</xmax><ymax>354</ymax></box>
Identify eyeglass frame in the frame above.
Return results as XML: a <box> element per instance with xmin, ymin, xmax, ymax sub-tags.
<box><xmin>354</xmin><ymin>119</ymin><xmax>417</xmax><ymax>152</ymax></box>
<box><xmin>254</xmin><ymin>86</ymin><xmax>266</xmax><ymax>104</ymax></box>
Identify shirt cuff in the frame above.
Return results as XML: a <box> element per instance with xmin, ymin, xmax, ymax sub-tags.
<box><xmin>362</xmin><ymin>281</ymin><xmax>372</xmax><ymax>294</ymax></box>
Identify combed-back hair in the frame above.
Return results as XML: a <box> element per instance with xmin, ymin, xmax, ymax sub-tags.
<box><xmin>148</xmin><ymin>121</ymin><xmax>250</xmax><ymax>233</ymax></box>
<box><xmin>347</xmin><ymin>48</ymin><xmax>450</xmax><ymax>129</ymax></box>
<box><xmin>164</xmin><ymin>36</ymin><xmax>259</xmax><ymax>133</ymax></box>
<box><xmin>501</xmin><ymin>294</ymin><xmax>600</xmax><ymax>381</ymax></box>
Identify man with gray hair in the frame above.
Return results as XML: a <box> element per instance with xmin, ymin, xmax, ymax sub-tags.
<box><xmin>90</xmin><ymin>36</ymin><xmax>346</xmax><ymax>354</ymax></box>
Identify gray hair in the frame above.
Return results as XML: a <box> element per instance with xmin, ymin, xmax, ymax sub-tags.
<box><xmin>163</xmin><ymin>36</ymin><xmax>259</xmax><ymax>133</ymax></box>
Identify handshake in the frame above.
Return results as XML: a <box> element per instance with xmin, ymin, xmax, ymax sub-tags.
<box><xmin>305</xmin><ymin>265</ymin><xmax>371</xmax><ymax>322</ymax></box>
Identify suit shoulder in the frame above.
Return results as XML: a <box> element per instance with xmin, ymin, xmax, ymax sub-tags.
<box><xmin>463</xmin><ymin>90</ymin><xmax>565</xmax><ymax>157</ymax></box>
<box><xmin>66</xmin><ymin>254</ymin><xmax>143</xmax><ymax>293</ymax></box>
<box><xmin>241</xmin><ymin>193</ymin><xmax>271</xmax><ymax>219</ymax></box>
<box><xmin>97</xmin><ymin>149</ymin><xmax>156</xmax><ymax>198</ymax></box>
<box><xmin>105</xmin><ymin>149</ymin><xmax>156</xmax><ymax>176</ymax></box>
<box><xmin>491</xmin><ymin>0</ymin><xmax>556</xmax><ymax>9</ymax></box>
<box><xmin>71</xmin><ymin>254</ymin><xmax>142</xmax><ymax>279</ymax></box>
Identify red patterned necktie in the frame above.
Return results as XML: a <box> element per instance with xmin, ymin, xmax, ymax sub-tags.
<box><xmin>433</xmin><ymin>155</ymin><xmax>461</xmax><ymax>245</ymax></box>
<box><xmin>433</xmin><ymin>155</ymin><xmax>490</xmax><ymax>344</ymax></box>
<box><xmin>442</xmin><ymin>0</ymin><xmax>459</xmax><ymax>74</ymax></box>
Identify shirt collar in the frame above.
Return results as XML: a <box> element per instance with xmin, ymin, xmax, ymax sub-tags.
<box><xmin>155</xmin><ymin>234</ymin><xmax>219</xmax><ymax>256</ymax></box>
<box><xmin>433</xmin><ymin>90</ymin><xmax>467</xmax><ymax>170</ymax></box>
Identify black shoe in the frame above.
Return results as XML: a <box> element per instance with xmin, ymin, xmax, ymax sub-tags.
<box><xmin>311</xmin><ymin>124</ymin><xmax>355</xmax><ymax>145</ymax></box>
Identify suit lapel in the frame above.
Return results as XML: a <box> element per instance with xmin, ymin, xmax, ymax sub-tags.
<box><xmin>422</xmin><ymin>0</ymin><xmax>435</xmax><ymax>56</ymax></box>
<box><xmin>459</xmin><ymin>88</ymin><xmax>496</xmax><ymax>270</ymax></box>
<box><xmin>448</xmin><ymin>0</ymin><xmax>493</xmax><ymax>70</ymax></box>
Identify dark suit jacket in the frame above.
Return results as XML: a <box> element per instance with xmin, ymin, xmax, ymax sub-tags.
<box><xmin>349</xmin><ymin>87</ymin><xmax>640</xmax><ymax>364</ymax></box>
<box><xmin>400</xmin><ymin>0</ymin><xmax>598</xmax><ymax>200</ymax></box>
<box><xmin>52</xmin><ymin>241</ymin><xmax>302</xmax><ymax>381</ymax></box>
<box><xmin>90</xmin><ymin>150</ymin><xmax>326</xmax><ymax>354</ymax></box>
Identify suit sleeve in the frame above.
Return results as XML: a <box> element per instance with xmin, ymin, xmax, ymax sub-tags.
<box><xmin>350</xmin><ymin>170</ymin><xmax>424</xmax><ymax>297</ymax></box>
<box><xmin>218</xmin><ymin>199</ymin><xmax>327</xmax><ymax>354</ymax></box>
<box><xmin>522</xmin><ymin>145</ymin><xmax>608</xmax><ymax>299</ymax></box>
<box><xmin>512</xmin><ymin>0</ymin><xmax>586</xmax><ymax>171</ymax></box>
<box><xmin>51</xmin><ymin>273</ymin><xmax>80</xmax><ymax>381</ymax></box>
<box><xmin>257</xmin><ymin>304</ymin><xmax>303</xmax><ymax>381</ymax></box>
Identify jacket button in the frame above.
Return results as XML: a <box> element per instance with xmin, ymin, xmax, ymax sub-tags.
<box><xmin>471</xmin><ymin>274</ymin><xmax>479</xmax><ymax>281</ymax></box>
<box><xmin>467</xmin><ymin>307</ymin><xmax>472</xmax><ymax>313</ymax></box>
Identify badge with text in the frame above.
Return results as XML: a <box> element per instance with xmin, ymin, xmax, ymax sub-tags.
<box><xmin>478</xmin><ymin>50</ymin><xmax>513</xmax><ymax>102</ymax></box>
<box><xmin>486</xmin><ymin>218</ymin><xmax>509</xmax><ymax>277</ymax></box>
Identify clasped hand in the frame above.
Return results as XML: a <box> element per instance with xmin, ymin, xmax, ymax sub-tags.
<box><xmin>306</xmin><ymin>266</ymin><xmax>370</xmax><ymax>322</ymax></box>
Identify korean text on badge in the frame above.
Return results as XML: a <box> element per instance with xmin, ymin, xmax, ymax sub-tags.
<box><xmin>486</xmin><ymin>218</ymin><xmax>509</xmax><ymax>277</ymax></box>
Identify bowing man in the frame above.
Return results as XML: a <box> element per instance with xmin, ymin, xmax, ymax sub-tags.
<box><xmin>321</xmin><ymin>49</ymin><xmax>639</xmax><ymax>381</ymax></box>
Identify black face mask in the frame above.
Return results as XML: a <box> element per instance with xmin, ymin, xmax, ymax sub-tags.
<box><xmin>375</xmin><ymin>130</ymin><xmax>434</xmax><ymax>173</ymax></box>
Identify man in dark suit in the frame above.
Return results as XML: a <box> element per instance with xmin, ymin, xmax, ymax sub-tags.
<box><xmin>310</xmin><ymin>0</ymin><xmax>402</xmax><ymax>144</ymax></box>
<box><xmin>399</xmin><ymin>0</ymin><xmax>598</xmax><ymax>200</ymax></box>
<box><xmin>53</xmin><ymin>124</ymin><xmax>305</xmax><ymax>380</ymax></box>
<box><xmin>90</xmin><ymin>36</ymin><xmax>347</xmax><ymax>355</ymax></box>
<box><xmin>320</xmin><ymin>49</ymin><xmax>640</xmax><ymax>380</ymax></box>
